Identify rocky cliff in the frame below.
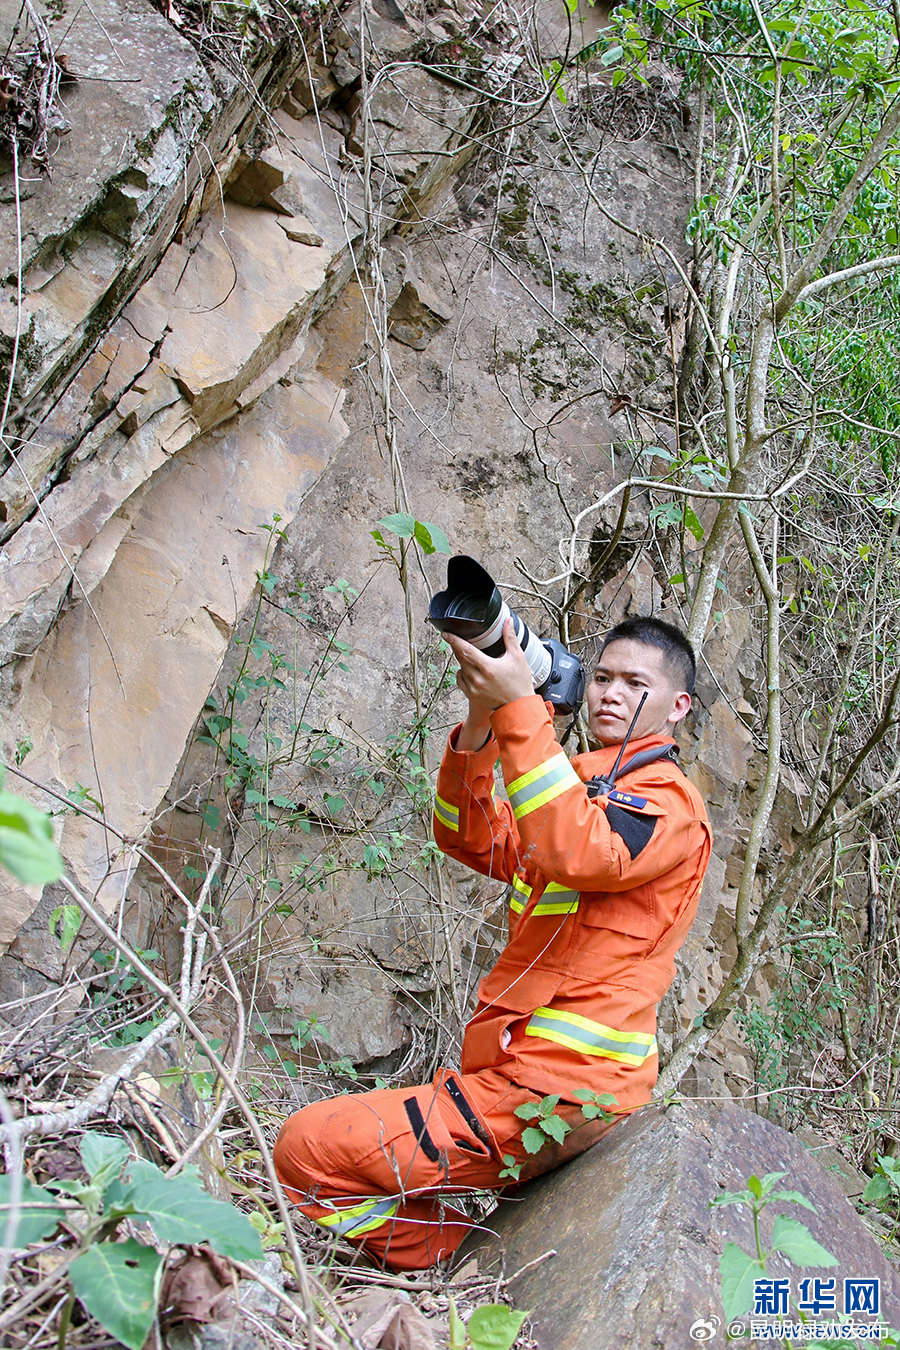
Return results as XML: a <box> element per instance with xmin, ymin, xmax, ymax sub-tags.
<box><xmin>0</xmin><ymin>0</ymin><xmax>783</xmax><ymax>1110</ymax></box>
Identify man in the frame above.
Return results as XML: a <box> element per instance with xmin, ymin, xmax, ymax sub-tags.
<box><xmin>274</xmin><ymin>614</ymin><xmax>712</xmax><ymax>1271</ymax></box>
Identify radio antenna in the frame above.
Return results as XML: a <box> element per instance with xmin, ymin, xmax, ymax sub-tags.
<box><xmin>587</xmin><ymin>692</ymin><xmax>648</xmax><ymax>797</ymax></box>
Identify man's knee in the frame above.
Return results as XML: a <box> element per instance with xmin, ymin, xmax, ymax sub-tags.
<box><xmin>273</xmin><ymin>1088</ymin><xmax>406</xmax><ymax>1197</ymax></box>
<box><xmin>274</xmin><ymin>1095</ymin><xmax>343</xmax><ymax>1197</ymax></box>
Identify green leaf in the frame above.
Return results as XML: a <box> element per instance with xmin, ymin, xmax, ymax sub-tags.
<box><xmin>767</xmin><ymin>1189</ymin><xmax>818</xmax><ymax>1213</ymax></box>
<box><xmin>466</xmin><ymin>1304</ymin><xmax>529</xmax><ymax>1350</ymax></box>
<box><xmin>0</xmin><ymin>787</ymin><xmax>65</xmax><ymax>885</ymax></box>
<box><xmin>449</xmin><ymin>1296</ymin><xmax>466</xmax><ymax>1350</ymax></box>
<box><xmin>521</xmin><ymin>1127</ymin><xmax>546</xmax><ymax>1155</ymax></box>
<box><xmin>49</xmin><ymin>904</ymin><xmax>82</xmax><ymax>956</ymax></box>
<box><xmin>414</xmin><ymin>520</ymin><xmax>438</xmax><ymax>555</ymax></box>
<box><xmin>541</xmin><ymin>1114</ymin><xmax>571</xmax><ymax>1145</ymax></box>
<box><xmin>683</xmin><ymin>505</ymin><xmax>704</xmax><ymax>541</ymax></box>
<box><xmin>600</xmin><ymin>43</ymin><xmax>623</xmax><ymax>65</ymax></box>
<box><xmin>70</xmin><ymin>1239</ymin><xmax>164</xmax><ymax>1350</ymax></box>
<box><xmin>422</xmin><ymin>520</ymin><xmax>451</xmax><ymax>554</ymax></box>
<box><xmin>127</xmin><ymin>1176</ymin><xmax>264</xmax><ymax>1260</ymax></box>
<box><xmin>746</xmin><ymin>1173</ymin><xmax>763</xmax><ymax>1199</ymax></box>
<box><xmin>127</xmin><ymin>1158</ymin><xmax>203</xmax><ymax>1188</ymax></box>
<box><xmin>720</xmin><ymin>1243</ymin><xmax>765</xmax><ymax>1321</ymax></box>
<box><xmin>378</xmin><ymin>512</ymin><xmax>416</xmax><ymax>539</ymax></box>
<box><xmin>770</xmin><ymin>1214</ymin><xmax>838</xmax><ymax>1267</ymax></box>
<box><xmin>710</xmin><ymin>1188</ymin><xmax>754</xmax><ymax>1208</ymax></box>
<box><xmin>80</xmin><ymin>1133</ymin><xmax>130</xmax><ymax>1190</ymax></box>
<box><xmin>0</xmin><ymin>1175</ymin><xmax>65</xmax><ymax>1246</ymax></box>
<box><xmin>513</xmin><ymin>1102</ymin><xmax>542</xmax><ymax>1121</ymax></box>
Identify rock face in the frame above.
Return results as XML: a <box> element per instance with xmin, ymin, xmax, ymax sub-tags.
<box><xmin>459</xmin><ymin>1100</ymin><xmax>900</xmax><ymax>1348</ymax></box>
<box><xmin>0</xmin><ymin>0</ymin><xmax>777</xmax><ymax>1092</ymax></box>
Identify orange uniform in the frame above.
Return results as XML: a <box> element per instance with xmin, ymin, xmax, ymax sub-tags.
<box><xmin>274</xmin><ymin>695</ymin><xmax>711</xmax><ymax>1270</ymax></box>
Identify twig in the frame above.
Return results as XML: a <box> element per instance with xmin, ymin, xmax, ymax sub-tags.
<box><xmin>0</xmin><ymin>1084</ymin><xmax>22</xmax><ymax>1297</ymax></box>
<box><xmin>500</xmin><ymin>1248</ymin><xmax>557</xmax><ymax>1285</ymax></box>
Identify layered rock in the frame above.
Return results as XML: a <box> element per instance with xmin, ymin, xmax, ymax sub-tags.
<box><xmin>0</xmin><ymin>0</ymin><xmax>492</xmax><ymax>946</ymax></box>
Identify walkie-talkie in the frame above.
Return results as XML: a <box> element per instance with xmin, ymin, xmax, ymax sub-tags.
<box><xmin>584</xmin><ymin>693</ymin><xmax>681</xmax><ymax>798</ymax></box>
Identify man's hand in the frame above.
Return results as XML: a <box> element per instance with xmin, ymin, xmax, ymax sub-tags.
<box><xmin>446</xmin><ymin>618</ymin><xmax>536</xmax><ymax>750</ymax></box>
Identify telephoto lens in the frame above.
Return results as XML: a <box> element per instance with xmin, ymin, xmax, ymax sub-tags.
<box><xmin>428</xmin><ymin>556</ymin><xmax>585</xmax><ymax>716</ymax></box>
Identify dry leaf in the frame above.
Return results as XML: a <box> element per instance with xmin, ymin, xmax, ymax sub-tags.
<box><xmin>379</xmin><ymin>1304</ymin><xmax>437</xmax><ymax>1350</ymax></box>
<box><xmin>350</xmin><ymin>1291</ymin><xmax>436</xmax><ymax>1349</ymax></box>
<box><xmin>160</xmin><ymin>1249</ymin><xmax>232</xmax><ymax>1325</ymax></box>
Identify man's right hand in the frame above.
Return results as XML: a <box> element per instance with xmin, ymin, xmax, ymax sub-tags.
<box><xmin>447</xmin><ymin>618</ymin><xmax>535</xmax><ymax>750</ymax></box>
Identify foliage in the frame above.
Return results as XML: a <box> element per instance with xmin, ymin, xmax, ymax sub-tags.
<box><xmin>371</xmin><ymin>512</ymin><xmax>451</xmax><ymax>559</ymax></box>
<box><xmin>449</xmin><ymin>1296</ymin><xmax>529</xmax><ymax>1350</ymax></box>
<box><xmin>572</xmin><ymin>1088</ymin><xmax>618</xmax><ymax>1121</ymax></box>
<box><xmin>862</xmin><ymin>1154</ymin><xmax>900</xmax><ymax>1239</ymax></box>
<box><xmin>514</xmin><ymin>1093</ymin><xmax>572</xmax><ymax>1155</ymax></box>
<box><xmin>712</xmin><ymin>1171</ymin><xmax>839</xmax><ymax>1329</ymax></box>
<box><xmin>0</xmin><ymin>772</ymin><xmax>64</xmax><ymax>886</ymax></box>
<box><xmin>0</xmin><ymin>1131</ymin><xmax>262</xmax><ymax>1350</ymax></box>
<box><xmin>500</xmin><ymin>1091</ymin><xmax>619</xmax><ymax>1179</ymax></box>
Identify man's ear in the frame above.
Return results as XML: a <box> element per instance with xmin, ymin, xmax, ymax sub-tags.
<box><xmin>667</xmin><ymin>691</ymin><xmax>692</xmax><ymax>727</ymax></box>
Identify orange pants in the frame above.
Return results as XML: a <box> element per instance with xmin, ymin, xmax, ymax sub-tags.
<box><xmin>273</xmin><ymin>1066</ymin><xmax>619</xmax><ymax>1271</ymax></box>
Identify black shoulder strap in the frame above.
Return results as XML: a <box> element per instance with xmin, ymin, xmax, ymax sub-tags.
<box><xmin>585</xmin><ymin>743</ymin><xmax>681</xmax><ymax>799</ymax></box>
<box><xmin>615</xmin><ymin>743</ymin><xmax>681</xmax><ymax>780</ymax></box>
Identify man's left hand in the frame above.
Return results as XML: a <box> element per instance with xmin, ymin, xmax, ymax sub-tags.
<box><xmin>445</xmin><ymin>618</ymin><xmax>536</xmax><ymax>712</ymax></box>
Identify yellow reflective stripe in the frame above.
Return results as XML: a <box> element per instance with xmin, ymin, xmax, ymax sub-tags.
<box><xmin>532</xmin><ymin>882</ymin><xmax>580</xmax><ymax>916</ymax></box>
<box><xmin>507</xmin><ymin>755</ymin><xmax>580</xmax><ymax>820</ymax></box>
<box><xmin>433</xmin><ymin>794</ymin><xmax>459</xmax><ymax>832</ymax></box>
<box><xmin>316</xmin><ymin>1195</ymin><xmax>399</xmax><ymax>1237</ymax></box>
<box><xmin>525</xmin><ymin>1006</ymin><xmax>657</xmax><ymax>1066</ymax></box>
<box><xmin>509</xmin><ymin>874</ymin><xmax>532</xmax><ymax>915</ymax></box>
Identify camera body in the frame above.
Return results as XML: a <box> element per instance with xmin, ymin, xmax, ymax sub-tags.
<box><xmin>428</xmin><ymin>556</ymin><xmax>585</xmax><ymax>717</ymax></box>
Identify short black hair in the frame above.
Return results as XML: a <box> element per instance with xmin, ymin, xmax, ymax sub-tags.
<box><xmin>598</xmin><ymin>616</ymin><xmax>696</xmax><ymax>695</ymax></box>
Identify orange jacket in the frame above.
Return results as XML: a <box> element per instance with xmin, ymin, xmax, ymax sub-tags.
<box><xmin>433</xmin><ymin>694</ymin><xmax>712</xmax><ymax>1114</ymax></box>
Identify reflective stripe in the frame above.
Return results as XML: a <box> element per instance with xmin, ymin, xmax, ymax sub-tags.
<box><xmin>509</xmin><ymin>874</ymin><xmax>532</xmax><ymax>915</ymax></box>
<box><xmin>507</xmin><ymin>754</ymin><xmax>581</xmax><ymax>820</ymax></box>
<box><xmin>316</xmin><ymin>1194</ymin><xmax>399</xmax><ymax>1238</ymax></box>
<box><xmin>525</xmin><ymin>1006</ymin><xmax>657</xmax><ymax>1066</ymax></box>
<box><xmin>434</xmin><ymin>794</ymin><xmax>459</xmax><ymax>832</ymax></box>
<box><xmin>533</xmin><ymin>882</ymin><xmax>580</xmax><ymax>916</ymax></box>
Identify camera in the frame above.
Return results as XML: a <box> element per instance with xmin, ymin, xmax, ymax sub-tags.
<box><xmin>428</xmin><ymin>556</ymin><xmax>585</xmax><ymax>716</ymax></box>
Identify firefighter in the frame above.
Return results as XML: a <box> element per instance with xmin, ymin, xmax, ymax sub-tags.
<box><xmin>274</xmin><ymin>615</ymin><xmax>712</xmax><ymax>1271</ymax></box>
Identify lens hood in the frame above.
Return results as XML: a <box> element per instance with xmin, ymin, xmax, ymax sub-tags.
<box><xmin>428</xmin><ymin>556</ymin><xmax>503</xmax><ymax>641</ymax></box>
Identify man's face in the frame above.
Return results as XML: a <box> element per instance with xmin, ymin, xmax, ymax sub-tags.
<box><xmin>585</xmin><ymin>638</ymin><xmax>691</xmax><ymax>747</ymax></box>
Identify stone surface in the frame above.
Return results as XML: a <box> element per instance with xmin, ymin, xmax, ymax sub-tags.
<box><xmin>0</xmin><ymin>0</ymin><xmax>315</xmax><ymax>545</ymax></box>
<box><xmin>2</xmin><ymin>369</ymin><xmax>348</xmax><ymax>925</ymax></box>
<box><xmin>0</xmin><ymin>0</ymin><xmax>216</xmax><ymax>281</ymax></box>
<box><xmin>0</xmin><ymin>29</ymin><xmax>500</xmax><ymax>955</ymax></box>
<box><xmin>459</xmin><ymin>1101</ymin><xmax>900</xmax><ymax>1347</ymax></box>
<box><xmin>388</xmin><ymin>280</ymin><xmax>452</xmax><ymax>349</ymax></box>
<box><xmin>349</xmin><ymin>66</ymin><xmax>481</xmax><ymax>206</ymax></box>
<box><xmin>138</xmin><ymin>201</ymin><xmax>331</xmax><ymax>430</ymax></box>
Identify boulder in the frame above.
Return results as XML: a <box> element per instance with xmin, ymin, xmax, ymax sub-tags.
<box><xmin>459</xmin><ymin>1100</ymin><xmax>899</xmax><ymax>1348</ymax></box>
